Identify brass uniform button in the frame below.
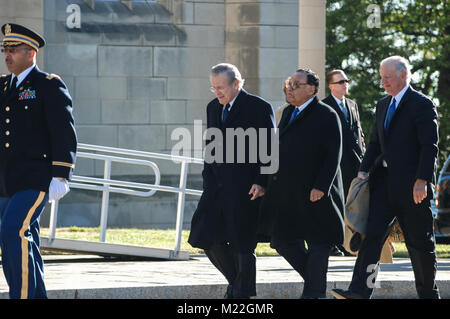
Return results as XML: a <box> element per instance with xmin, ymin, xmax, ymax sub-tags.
<box><xmin>5</xmin><ymin>118</ymin><xmax>10</xmax><ymax>124</ymax></box>
<box><xmin>5</xmin><ymin>143</ymin><xmax>9</xmax><ymax>148</ymax></box>
<box><xmin>5</xmin><ymin>106</ymin><xmax>10</xmax><ymax>112</ymax></box>
<box><xmin>5</xmin><ymin>131</ymin><xmax>10</xmax><ymax>136</ymax></box>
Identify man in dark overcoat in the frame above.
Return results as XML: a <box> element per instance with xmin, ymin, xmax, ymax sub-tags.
<box><xmin>323</xmin><ymin>69</ymin><xmax>366</xmax><ymax>257</ymax></box>
<box><xmin>258</xmin><ymin>68</ymin><xmax>345</xmax><ymax>299</ymax></box>
<box><xmin>0</xmin><ymin>23</ymin><xmax>77</xmax><ymax>299</ymax></box>
<box><xmin>188</xmin><ymin>63</ymin><xmax>275</xmax><ymax>299</ymax></box>
<box><xmin>331</xmin><ymin>56</ymin><xmax>440</xmax><ymax>299</ymax></box>
<box><xmin>323</xmin><ymin>69</ymin><xmax>365</xmax><ymax>199</ymax></box>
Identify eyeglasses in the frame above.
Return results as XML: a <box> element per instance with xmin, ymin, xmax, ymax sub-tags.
<box><xmin>330</xmin><ymin>79</ymin><xmax>350</xmax><ymax>85</ymax></box>
<box><xmin>1</xmin><ymin>47</ymin><xmax>32</xmax><ymax>54</ymax></box>
<box><xmin>285</xmin><ymin>81</ymin><xmax>309</xmax><ymax>90</ymax></box>
<box><xmin>210</xmin><ymin>86</ymin><xmax>226</xmax><ymax>93</ymax></box>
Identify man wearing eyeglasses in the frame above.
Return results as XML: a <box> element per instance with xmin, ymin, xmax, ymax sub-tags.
<box><xmin>0</xmin><ymin>23</ymin><xmax>77</xmax><ymax>299</ymax></box>
<box><xmin>258</xmin><ymin>69</ymin><xmax>345</xmax><ymax>299</ymax></box>
<box><xmin>188</xmin><ymin>63</ymin><xmax>275</xmax><ymax>299</ymax></box>
<box><xmin>323</xmin><ymin>70</ymin><xmax>365</xmax><ymax>257</ymax></box>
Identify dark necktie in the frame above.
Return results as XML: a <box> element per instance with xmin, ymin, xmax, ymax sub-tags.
<box><xmin>288</xmin><ymin>107</ymin><xmax>300</xmax><ymax>124</ymax></box>
<box><xmin>222</xmin><ymin>104</ymin><xmax>230</xmax><ymax>123</ymax></box>
<box><xmin>340</xmin><ymin>101</ymin><xmax>349</xmax><ymax>123</ymax></box>
<box><xmin>8</xmin><ymin>76</ymin><xmax>17</xmax><ymax>95</ymax></box>
<box><xmin>384</xmin><ymin>98</ymin><xmax>396</xmax><ymax>134</ymax></box>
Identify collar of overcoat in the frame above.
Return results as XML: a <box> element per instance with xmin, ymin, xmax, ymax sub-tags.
<box><xmin>379</xmin><ymin>86</ymin><xmax>412</xmax><ymax>144</ymax></box>
<box><xmin>278</xmin><ymin>96</ymin><xmax>319</xmax><ymax>137</ymax></box>
<box><xmin>217</xmin><ymin>89</ymin><xmax>248</xmax><ymax>128</ymax></box>
<box><xmin>325</xmin><ymin>94</ymin><xmax>354</xmax><ymax>128</ymax></box>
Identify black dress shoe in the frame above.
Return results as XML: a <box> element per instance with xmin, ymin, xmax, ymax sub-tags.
<box><xmin>330</xmin><ymin>288</ymin><xmax>365</xmax><ymax>299</ymax></box>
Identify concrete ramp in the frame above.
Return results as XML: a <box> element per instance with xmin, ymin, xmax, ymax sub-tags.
<box><xmin>40</xmin><ymin>237</ymin><xmax>190</xmax><ymax>260</ymax></box>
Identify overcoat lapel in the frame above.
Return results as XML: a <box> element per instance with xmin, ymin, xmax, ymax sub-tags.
<box><xmin>381</xmin><ymin>86</ymin><xmax>412</xmax><ymax>140</ymax></box>
<box><xmin>386</xmin><ymin>87</ymin><xmax>412</xmax><ymax>133</ymax></box>
<box><xmin>216</xmin><ymin>102</ymin><xmax>223</xmax><ymax>127</ymax></box>
<box><xmin>278</xmin><ymin>104</ymin><xmax>294</xmax><ymax>131</ymax></box>
<box><xmin>223</xmin><ymin>90</ymin><xmax>247</xmax><ymax>127</ymax></box>
<box><xmin>328</xmin><ymin>97</ymin><xmax>347</xmax><ymax>127</ymax></box>
<box><xmin>331</xmin><ymin>97</ymin><xmax>354</xmax><ymax>130</ymax></box>
<box><xmin>378</xmin><ymin>97</ymin><xmax>391</xmax><ymax>147</ymax></box>
<box><xmin>279</xmin><ymin>97</ymin><xmax>317</xmax><ymax>137</ymax></box>
<box><xmin>346</xmin><ymin>99</ymin><xmax>355</xmax><ymax>127</ymax></box>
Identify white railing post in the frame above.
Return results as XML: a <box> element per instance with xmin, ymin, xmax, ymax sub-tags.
<box><xmin>99</xmin><ymin>158</ymin><xmax>112</xmax><ymax>242</ymax></box>
<box><xmin>173</xmin><ymin>160</ymin><xmax>189</xmax><ymax>256</ymax></box>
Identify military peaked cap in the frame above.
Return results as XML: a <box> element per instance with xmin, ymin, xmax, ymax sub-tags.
<box><xmin>1</xmin><ymin>23</ymin><xmax>45</xmax><ymax>51</ymax></box>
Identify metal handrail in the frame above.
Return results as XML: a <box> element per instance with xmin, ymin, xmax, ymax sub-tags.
<box><xmin>48</xmin><ymin>143</ymin><xmax>204</xmax><ymax>257</ymax></box>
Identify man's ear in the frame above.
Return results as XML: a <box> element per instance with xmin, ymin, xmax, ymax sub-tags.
<box><xmin>28</xmin><ymin>48</ymin><xmax>37</xmax><ymax>59</ymax></box>
<box><xmin>401</xmin><ymin>69</ymin><xmax>408</xmax><ymax>81</ymax></box>
<box><xmin>233</xmin><ymin>79</ymin><xmax>239</xmax><ymax>89</ymax></box>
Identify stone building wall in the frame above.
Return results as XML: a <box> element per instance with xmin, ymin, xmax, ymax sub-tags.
<box><xmin>0</xmin><ymin>0</ymin><xmax>326</xmax><ymax>229</ymax></box>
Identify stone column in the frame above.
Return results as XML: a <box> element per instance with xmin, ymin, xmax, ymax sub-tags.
<box><xmin>225</xmin><ymin>0</ymin><xmax>260</xmax><ymax>95</ymax></box>
<box><xmin>224</xmin><ymin>0</ymin><xmax>299</xmax><ymax>107</ymax></box>
<box><xmin>298</xmin><ymin>0</ymin><xmax>326</xmax><ymax>99</ymax></box>
<box><xmin>0</xmin><ymin>0</ymin><xmax>44</xmax><ymax>74</ymax></box>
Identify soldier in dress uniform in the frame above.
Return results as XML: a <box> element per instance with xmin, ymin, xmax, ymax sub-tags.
<box><xmin>0</xmin><ymin>23</ymin><xmax>77</xmax><ymax>299</ymax></box>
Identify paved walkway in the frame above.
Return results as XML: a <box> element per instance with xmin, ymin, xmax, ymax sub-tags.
<box><xmin>0</xmin><ymin>254</ymin><xmax>449</xmax><ymax>299</ymax></box>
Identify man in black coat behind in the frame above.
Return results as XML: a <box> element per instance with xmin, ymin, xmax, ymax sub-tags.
<box><xmin>323</xmin><ymin>69</ymin><xmax>366</xmax><ymax>257</ymax></box>
<box><xmin>331</xmin><ymin>56</ymin><xmax>440</xmax><ymax>299</ymax></box>
<box><xmin>323</xmin><ymin>69</ymin><xmax>365</xmax><ymax>199</ymax></box>
<box><xmin>258</xmin><ymin>69</ymin><xmax>345</xmax><ymax>299</ymax></box>
<box><xmin>188</xmin><ymin>63</ymin><xmax>275</xmax><ymax>299</ymax></box>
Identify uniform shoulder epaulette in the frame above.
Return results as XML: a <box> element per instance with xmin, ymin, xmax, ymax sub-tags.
<box><xmin>46</xmin><ymin>73</ymin><xmax>61</xmax><ymax>80</ymax></box>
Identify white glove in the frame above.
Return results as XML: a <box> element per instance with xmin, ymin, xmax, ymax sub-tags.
<box><xmin>49</xmin><ymin>177</ymin><xmax>70</xmax><ymax>202</ymax></box>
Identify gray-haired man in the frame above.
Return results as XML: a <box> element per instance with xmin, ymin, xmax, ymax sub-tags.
<box><xmin>188</xmin><ymin>63</ymin><xmax>274</xmax><ymax>298</ymax></box>
<box><xmin>331</xmin><ymin>56</ymin><xmax>440</xmax><ymax>299</ymax></box>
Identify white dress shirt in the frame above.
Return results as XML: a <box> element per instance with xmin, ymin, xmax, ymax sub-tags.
<box><xmin>11</xmin><ymin>63</ymin><xmax>36</xmax><ymax>87</ymax></box>
<box><xmin>389</xmin><ymin>84</ymin><xmax>409</xmax><ymax>111</ymax></box>
<box><xmin>332</xmin><ymin>94</ymin><xmax>349</xmax><ymax>120</ymax></box>
<box><xmin>294</xmin><ymin>96</ymin><xmax>315</xmax><ymax>114</ymax></box>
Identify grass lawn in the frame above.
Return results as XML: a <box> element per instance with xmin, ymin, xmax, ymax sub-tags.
<box><xmin>39</xmin><ymin>227</ymin><xmax>450</xmax><ymax>258</ymax></box>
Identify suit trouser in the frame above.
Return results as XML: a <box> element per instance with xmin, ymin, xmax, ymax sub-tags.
<box><xmin>204</xmin><ymin>243</ymin><xmax>256</xmax><ymax>298</ymax></box>
<box><xmin>0</xmin><ymin>190</ymin><xmax>48</xmax><ymax>299</ymax></box>
<box><xmin>348</xmin><ymin>168</ymin><xmax>440</xmax><ymax>299</ymax></box>
<box><xmin>272</xmin><ymin>239</ymin><xmax>332</xmax><ymax>298</ymax></box>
